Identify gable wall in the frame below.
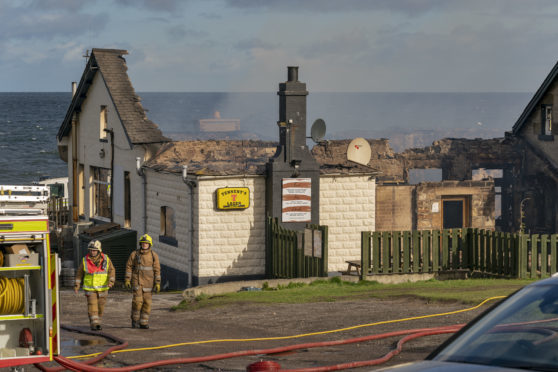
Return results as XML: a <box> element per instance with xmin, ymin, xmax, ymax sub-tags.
<box><xmin>319</xmin><ymin>175</ymin><xmax>375</xmax><ymax>272</ymax></box>
<box><xmin>70</xmin><ymin>72</ymin><xmax>152</xmax><ymax>233</ymax></box>
<box><xmin>519</xmin><ymin>79</ymin><xmax>558</xmax><ymax>167</ymax></box>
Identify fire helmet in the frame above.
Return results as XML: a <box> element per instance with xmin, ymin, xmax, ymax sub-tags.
<box><xmin>88</xmin><ymin>240</ymin><xmax>102</xmax><ymax>252</ymax></box>
<box><xmin>139</xmin><ymin>234</ymin><xmax>152</xmax><ymax>247</ymax></box>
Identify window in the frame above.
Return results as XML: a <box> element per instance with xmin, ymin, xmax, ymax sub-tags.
<box><xmin>160</xmin><ymin>206</ymin><xmax>177</xmax><ymax>246</ymax></box>
<box><xmin>91</xmin><ymin>167</ymin><xmax>111</xmax><ymax>219</ymax></box>
<box><xmin>540</xmin><ymin>104</ymin><xmax>554</xmax><ymax>139</ymax></box>
<box><xmin>442</xmin><ymin>196</ymin><xmax>470</xmax><ymax>229</ymax></box>
<box><xmin>100</xmin><ymin>105</ymin><xmax>108</xmax><ymax>139</ymax></box>
<box><xmin>409</xmin><ymin>168</ymin><xmax>442</xmax><ymax>184</ymax></box>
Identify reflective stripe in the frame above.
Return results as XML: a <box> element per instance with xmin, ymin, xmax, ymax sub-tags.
<box><xmin>143</xmin><ymin>287</ymin><xmax>152</xmax><ymax>292</ymax></box>
<box><xmin>139</xmin><ymin>266</ymin><xmax>153</xmax><ymax>271</ymax></box>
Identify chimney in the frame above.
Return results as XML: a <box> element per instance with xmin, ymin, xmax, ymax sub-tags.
<box><xmin>277</xmin><ymin>66</ymin><xmax>308</xmax><ymax>163</ymax></box>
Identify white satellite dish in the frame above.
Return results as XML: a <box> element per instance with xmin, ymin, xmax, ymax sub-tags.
<box><xmin>347</xmin><ymin>138</ymin><xmax>371</xmax><ymax>166</ymax></box>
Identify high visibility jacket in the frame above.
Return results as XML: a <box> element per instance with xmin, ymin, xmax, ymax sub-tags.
<box><xmin>82</xmin><ymin>254</ymin><xmax>112</xmax><ymax>291</ymax></box>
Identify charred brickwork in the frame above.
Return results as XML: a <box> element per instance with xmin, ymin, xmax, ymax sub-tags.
<box><xmin>359</xmin><ymin>134</ymin><xmax>558</xmax><ymax>234</ymax></box>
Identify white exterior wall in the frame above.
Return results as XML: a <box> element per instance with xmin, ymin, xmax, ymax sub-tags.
<box><xmin>197</xmin><ymin>177</ymin><xmax>266</xmax><ymax>279</ymax></box>
<box><xmin>145</xmin><ymin>171</ymin><xmax>192</xmax><ymax>284</ymax></box>
<box><xmin>319</xmin><ymin>175</ymin><xmax>376</xmax><ymax>272</ymax></box>
<box><xmin>66</xmin><ymin>72</ymin><xmax>154</xmax><ymax>234</ymax></box>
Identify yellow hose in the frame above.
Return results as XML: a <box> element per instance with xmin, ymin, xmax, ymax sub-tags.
<box><xmin>0</xmin><ymin>276</ymin><xmax>25</xmax><ymax>314</ymax></box>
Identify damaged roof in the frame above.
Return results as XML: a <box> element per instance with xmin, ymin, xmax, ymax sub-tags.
<box><xmin>57</xmin><ymin>48</ymin><xmax>169</xmax><ymax>145</ymax></box>
<box><xmin>145</xmin><ymin>139</ymin><xmax>380</xmax><ymax>177</ymax></box>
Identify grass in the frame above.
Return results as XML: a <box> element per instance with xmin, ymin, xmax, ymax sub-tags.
<box><xmin>172</xmin><ymin>277</ymin><xmax>537</xmax><ymax>311</ymax></box>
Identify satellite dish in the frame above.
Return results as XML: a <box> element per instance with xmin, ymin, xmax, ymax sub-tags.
<box><xmin>347</xmin><ymin>138</ymin><xmax>371</xmax><ymax>166</ymax></box>
<box><xmin>310</xmin><ymin>118</ymin><xmax>326</xmax><ymax>143</ymax></box>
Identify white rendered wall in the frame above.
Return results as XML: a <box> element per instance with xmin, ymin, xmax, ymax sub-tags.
<box><xmin>197</xmin><ymin>177</ymin><xmax>266</xmax><ymax>279</ymax></box>
<box><xmin>319</xmin><ymin>175</ymin><xmax>376</xmax><ymax>272</ymax></box>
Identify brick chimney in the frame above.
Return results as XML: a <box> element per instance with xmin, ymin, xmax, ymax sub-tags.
<box><xmin>267</xmin><ymin>67</ymin><xmax>320</xmax><ymax>230</ymax></box>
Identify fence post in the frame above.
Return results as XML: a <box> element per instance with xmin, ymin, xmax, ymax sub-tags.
<box><xmin>361</xmin><ymin>231</ymin><xmax>371</xmax><ymax>281</ymax></box>
<box><xmin>551</xmin><ymin>234</ymin><xmax>558</xmax><ymax>275</ymax></box>
<box><xmin>321</xmin><ymin>225</ymin><xmax>328</xmax><ymax>277</ymax></box>
<box><xmin>432</xmin><ymin>230</ymin><xmax>440</xmax><ymax>272</ymax></box>
<box><xmin>518</xmin><ymin>233</ymin><xmax>529</xmax><ymax>279</ymax></box>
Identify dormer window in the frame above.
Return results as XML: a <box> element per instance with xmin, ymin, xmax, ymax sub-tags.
<box><xmin>100</xmin><ymin>105</ymin><xmax>107</xmax><ymax>139</ymax></box>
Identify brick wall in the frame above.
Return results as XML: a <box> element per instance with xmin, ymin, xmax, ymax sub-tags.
<box><xmin>320</xmin><ymin>175</ymin><xmax>375</xmax><ymax>272</ymax></box>
<box><xmin>375</xmin><ymin>186</ymin><xmax>414</xmax><ymax>231</ymax></box>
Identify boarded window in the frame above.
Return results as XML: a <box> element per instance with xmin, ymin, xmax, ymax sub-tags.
<box><xmin>160</xmin><ymin>206</ymin><xmax>176</xmax><ymax>239</ymax></box>
<box><xmin>92</xmin><ymin>167</ymin><xmax>111</xmax><ymax>219</ymax></box>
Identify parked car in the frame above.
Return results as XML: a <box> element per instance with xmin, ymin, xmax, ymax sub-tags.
<box><xmin>377</xmin><ymin>276</ymin><xmax>558</xmax><ymax>371</ymax></box>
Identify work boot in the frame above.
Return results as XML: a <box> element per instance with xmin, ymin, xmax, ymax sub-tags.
<box><xmin>96</xmin><ymin>324</ymin><xmax>102</xmax><ymax>330</ymax></box>
<box><xmin>132</xmin><ymin>321</ymin><xmax>139</xmax><ymax>328</ymax></box>
<box><xmin>139</xmin><ymin>324</ymin><xmax>149</xmax><ymax>329</ymax></box>
<box><xmin>91</xmin><ymin>323</ymin><xmax>100</xmax><ymax>331</ymax></box>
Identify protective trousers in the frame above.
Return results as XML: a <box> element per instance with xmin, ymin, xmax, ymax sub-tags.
<box><xmin>132</xmin><ymin>288</ymin><xmax>152</xmax><ymax>326</ymax></box>
<box><xmin>86</xmin><ymin>291</ymin><xmax>107</xmax><ymax>327</ymax></box>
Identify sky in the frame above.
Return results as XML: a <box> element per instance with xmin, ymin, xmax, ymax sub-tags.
<box><xmin>2</xmin><ymin>0</ymin><xmax>558</xmax><ymax>93</ymax></box>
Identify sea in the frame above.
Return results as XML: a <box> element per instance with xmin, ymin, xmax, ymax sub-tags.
<box><xmin>0</xmin><ymin>91</ymin><xmax>532</xmax><ymax>185</ymax></box>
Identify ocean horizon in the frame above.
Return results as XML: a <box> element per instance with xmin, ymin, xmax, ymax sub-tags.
<box><xmin>0</xmin><ymin>91</ymin><xmax>533</xmax><ymax>184</ymax></box>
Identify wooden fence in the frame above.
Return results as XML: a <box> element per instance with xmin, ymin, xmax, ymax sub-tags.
<box><xmin>266</xmin><ymin>217</ymin><xmax>328</xmax><ymax>279</ymax></box>
<box><xmin>361</xmin><ymin>228</ymin><xmax>558</xmax><ymax>280</ymax></box>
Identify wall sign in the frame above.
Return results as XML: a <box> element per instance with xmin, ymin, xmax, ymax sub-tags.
<box><xmin>282</xmin><ymin>178</ymin><xmax>311</xmax><ymax>222</ymax></box>
<box><xmin>216</xmin><ymin>187</ymin><xmax>250</xmax><ymax>210</ymax></box>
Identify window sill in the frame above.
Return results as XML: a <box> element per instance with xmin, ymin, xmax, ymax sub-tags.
<box><xmin>159</xmin><ymin>235</ymin><xmax>178</xmax><ymax>247</ymax></box>
<box><xmin>538</xmin><ymin>134</ymin><xmax>554</xmax><ymax>141</ymax></box>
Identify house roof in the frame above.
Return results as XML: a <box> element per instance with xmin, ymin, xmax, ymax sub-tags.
<box><xmin>512</xmin><ymin>60</ymin><xmax>558</xmax><ymax>135</ymax></box>
<box><xmin>144</xmin><ymin>140</ymin><xmax>278</xmax><ymax>176</ymax></box>
<box><xmin>144</xmin><ymin>139</ymin><xmax>380</xmax><ymax>177</ymax></box>
<box><xmin>57</xmin><ymin>48</ymin><xmax>169</xmax><ymax>145</ymax></box>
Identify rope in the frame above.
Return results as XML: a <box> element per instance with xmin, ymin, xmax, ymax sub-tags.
<box><xmin>0</xmin><ymin>276</ymin><xmax>25</xmax><ymax>314</ymax></box>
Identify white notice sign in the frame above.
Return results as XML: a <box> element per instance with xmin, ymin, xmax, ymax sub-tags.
<box><xmin>282</xmin><ymin>178</ymin><xmax>311</xmax><ymax>222</ymax></box>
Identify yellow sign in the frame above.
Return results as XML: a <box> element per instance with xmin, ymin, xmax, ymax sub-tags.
<box><xmin>216</xmin><ymin>187</ymin><xmax>250</xmax><ymax>210</ymax></box>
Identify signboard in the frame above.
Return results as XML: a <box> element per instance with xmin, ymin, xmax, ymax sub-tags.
<box><xmin>216</xmin><ymin>187</ymin><xmax>250</xmax><ymax>210</ymax></box>
<box><xmin>282</xmin><ymin>178</ymin><xmax>311</xmax><ymax>222</ymax></box>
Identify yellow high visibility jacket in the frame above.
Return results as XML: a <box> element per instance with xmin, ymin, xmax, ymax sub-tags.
<box><xmin>82</xmin><ymin>254</ymin><xmax>112</xmax><ymax>291</ymax></box>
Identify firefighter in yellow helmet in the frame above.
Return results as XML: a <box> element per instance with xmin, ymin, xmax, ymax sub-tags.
<box><xmin>74</xmin><ymin>240</ymin><xmax>115</xmax><ymax>330</ymax></box>
<box><xmin>125</xmin><ymin>233</ymin><xmax>161</xmax><ymax>329</ymax></box>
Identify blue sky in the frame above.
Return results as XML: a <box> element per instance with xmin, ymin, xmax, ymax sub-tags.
<box><xmin>2</xmin><ymin>0</ymin><xmax>558</xmax><ymax>92</ymax></box>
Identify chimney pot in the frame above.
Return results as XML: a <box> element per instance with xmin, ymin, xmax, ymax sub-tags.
<box><xmin>287</xmin><ymin>66</ymin><xmax>298</xmax><ymax>82</ymax></box>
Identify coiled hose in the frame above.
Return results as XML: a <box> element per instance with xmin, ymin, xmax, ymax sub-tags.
<box><xmin>0</xmin><ymin>276</ymin><xmax>25</xmax><ymax>314</ymax></box>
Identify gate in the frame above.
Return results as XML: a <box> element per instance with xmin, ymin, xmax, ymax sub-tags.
<box><xmin>266</xmin><ymin>217</ymin><xmax>328</xmax><ymax>279</ymax></box>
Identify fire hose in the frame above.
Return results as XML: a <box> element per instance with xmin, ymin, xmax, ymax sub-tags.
<box><xmin>0</xmin><ymin>276</ymin><xmax>25</xmax><ymax>314</ymax></box>
<box><xmin>34</xmin><ymin>295</ymin><xmax>504</xmax><ymax>371</ymax></box>
<box><xmin>36</xmin><ymin>325</ymin><xmax>463</xmax><ymax>372</ymax></box>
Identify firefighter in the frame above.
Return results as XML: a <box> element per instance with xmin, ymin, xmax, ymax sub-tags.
<box><xmin>125</xmin><ymin>233</ymin><xmax>161</xmax><ymax>329</ymax></box>
<box><xmin>74</xmin><ymin>240</ymin><xmax>115</xmax><ymax>330</ymax></box>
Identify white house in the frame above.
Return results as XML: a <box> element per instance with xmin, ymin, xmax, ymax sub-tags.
<box><xmin>56</xmin><ymin>48</ymin><xmax>169</xmax><ymax>233</ymax></box>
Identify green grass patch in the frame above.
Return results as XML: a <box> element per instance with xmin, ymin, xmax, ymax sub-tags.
<box><xmin>172</xmin><ymin>277</ymin><xmax>537</xmax><ymax>311</ymax></box>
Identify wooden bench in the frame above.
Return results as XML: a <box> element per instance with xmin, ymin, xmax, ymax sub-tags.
<box><xmin>345</xmin><ymin>260</ymin><xmax>361</xmax><ymax>276</ymax></box>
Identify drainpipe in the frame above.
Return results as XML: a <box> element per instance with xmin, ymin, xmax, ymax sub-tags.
<box><xmin>71</xmin><ymin>82</ymin><xmax>78</xmax><ymax>222</ymax></box>
<box><xmin>182</xmin><ymin>165</ymin><xmax>197</xmax><ymax>288</ymax></box>
<box><xmin>136</xmin><ymin>157</ymin><xmax>147</xmax><ymax>233</ymax></box>
<box><xmin>104</xmin><ymin>128</ymin><xmax>114</xmax><ymax>222</ymax></box>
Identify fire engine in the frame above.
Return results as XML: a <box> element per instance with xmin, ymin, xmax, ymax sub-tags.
<box><xmin>0</xmin><ymin>185</ymin><xmax>60</xmax><ymax>369</ymax></box>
